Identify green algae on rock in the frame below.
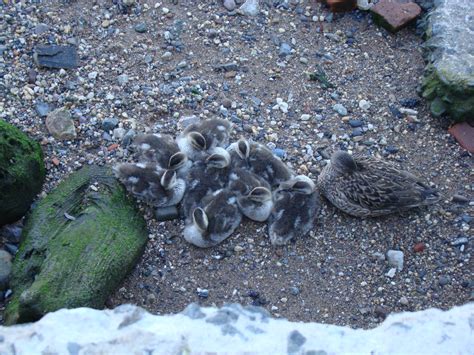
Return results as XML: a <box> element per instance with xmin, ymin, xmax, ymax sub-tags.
<box><xmin>421</xmin><ymin>0</ymin><xmax>474</xmax><ymax>122</ymax></box>
<box><xmin>0</xmin><ymin>120</ymin><xmax>46</xmax><ymax>226</ymax></box>
<box><xmin>4</xmin><ymin>165</ymin><xmax>148</xmax><ymax>325</ymax></box>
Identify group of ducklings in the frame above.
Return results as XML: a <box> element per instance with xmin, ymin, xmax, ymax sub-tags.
<box><xmin>114</xmin><ymin>118</ymin><xmax>440</xmax><ymax>248</ymax></box>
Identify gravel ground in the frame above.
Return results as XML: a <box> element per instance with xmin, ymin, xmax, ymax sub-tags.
<box><xmin>1</xmin><ymin>0</ymin><xmax>472</xmax><ymax>329</ymax></box>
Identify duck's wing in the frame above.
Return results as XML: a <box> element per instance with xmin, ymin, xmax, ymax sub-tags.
<box><xmin>342</xmin><ymin>158</ymin><xmax>440</xmax><ymax>214</ymax></box>
<box><xmin>206</xmin><ymin>192</ymin><xmax>241</xmax><ymax>242</ymax></box>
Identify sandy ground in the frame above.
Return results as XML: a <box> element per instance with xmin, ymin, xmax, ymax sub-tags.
<box><xmin>0</xmin><ymin>0</ymin><xmax>472</xmax><ymax>328</ymax></box>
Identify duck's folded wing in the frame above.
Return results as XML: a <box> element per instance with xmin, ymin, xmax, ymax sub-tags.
<box><xmin>343</xmin><ymin>169</ymin><xmax>439</xmax><ymax>212</ymax></box>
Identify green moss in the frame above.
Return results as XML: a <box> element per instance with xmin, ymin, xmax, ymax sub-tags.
<box><xmin>421</xmin><ymin>67</ymin><xmax>474</xmax><ymax>122</ymax></box>
<box><xmin>0</xmin><ymin>120</ymin><xmax>46</xmax><ymax>225</ymax></box>
<box><xmin>4</xmin><ymin>165</ymin><xmax>148</xmax><ymax>325</ymax></box>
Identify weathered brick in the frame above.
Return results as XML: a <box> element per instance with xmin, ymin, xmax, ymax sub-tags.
<box><xmin>371</xmin><ymin>0</ymin><xmax>421</xmax><ymax>32</ymax></box>
<box><xmin>321</xmin><ymin>0</ymin><xmax>357</xmax><ymax>13</ymax></box>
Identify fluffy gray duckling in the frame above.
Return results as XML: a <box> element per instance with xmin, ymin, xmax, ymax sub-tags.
<box><xmin>181</xmin><ymin>147</ymin><xmax>232</xmax><ymax>221</ymax></box>
<box><xmin>268</xmin><ymin>175</ymin><xmax>320</xmax><ymax>246</ymax></box>
<box><xmin>227</xmin><ymin>138</ymin><xmax>293</xmax><ymax>187</ymax></box>
<box><xmin>114</xmin><ymin>162</ymin><xmax>185</xmax><ymax>207</ymax></box>
<box><xmin>317</xmin><ymin>151</ymin><xmax>441</xmax><ymax>217</ymax></box>
<box><xmin>131</xmin><ymin>133</ymin><xmax>191</xmax><ymax>176</ymax></box>
<box><xmin>183</xmin><ymin>189</ymin><xmax>242</xmax><ymax>248</ymax></box>
<box><xmin>228</xmin><ymin>168</ymin><xmax>273</xmax><ymax>222</ymax></box>
<box><xmin>176</xmin><ymin>118</ymin><xmax>233</xmax><ymax>161</ymax></box>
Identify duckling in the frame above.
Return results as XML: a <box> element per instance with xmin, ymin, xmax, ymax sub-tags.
<box><xmin>181</xmin><ymin>148</ymin><xmax>232</xmax><ymax>220</ymax></box>
<box><xmin>131</xmin><ymin>133</ymin><xmax>191</xmax><ymax>176</ymax></box>
<box><xmin>176</xmin><ymin>118</ymin><xmax>233</xmax><ymax>161</ymax></box>
<box><xmin>268</xmin><ymin>175</ymin><xmax>320</xmax><ymax>246</ymax></box>
<box><xmin>183</xmin><ymin>189</ymin><xmax>242</xmax><ymax>248</ymax></box>
<box><xmin>317</xmin><ymin>151</ymin><xmax>441</xmax><ymax>217</ymax></box>
<box><xmin>228</xmin><ymin>168</ymin><xmax>273</xmax><ymax>222</ymax></box>
<box><xmin>227</xmin><ymin>138</ymin><xmax>293</xmax><ymax>187</ymax></box>
<box><xmin>114</xmin><ymin>163</ymin><xmax>185</xmax><ymax>207</ymax></box>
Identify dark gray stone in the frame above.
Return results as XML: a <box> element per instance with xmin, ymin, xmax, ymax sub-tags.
<box><xmin>33</xmin><ymin>45</ymin><xmax>78</xmax><ymax>69</ymax></box>
<box><xmin>102</xmin><ymin>117</ymin><xmax>119</xmax><ymax>131</ymax></box>
<box><xmin>134</xmin><ymin>23</ymin><xmax>148</xmax><ymax>33</ymax></box>
<box><xmin>35</xmin><ymin>102</ymin><xmax>50</xmax><ymax>117</ymax></box>
<box><xmin>279</xmin><ymin>43</ymin><xmax>292</xmax><ymax>57</ymax></box>
<box><xmin>155</xmin><ymin>206</ymin><xmax>179</xmax><ymax>221</ymax></box>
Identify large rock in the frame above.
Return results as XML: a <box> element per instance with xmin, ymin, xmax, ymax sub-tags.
<box><xmin>4</xmin><ymin>165</ymin><xmax>148</xmax><ymax>325</ymax></box>
<box><xmin>421</xmin><ymin>0</ymin><xmax>474</xmax><ymax>122</ymax></box>
<box><xmin>0</xmin><ymin>120</ymin><xmax>45</xmax><ymax>226</ymax></box>
<box><xmin>0</xmin><ymin>303</ymin><xmax>472</xmax><ymax>353</ymax></box>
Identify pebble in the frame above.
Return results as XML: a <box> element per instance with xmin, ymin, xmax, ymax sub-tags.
<box><xmin>35</xmin><ymin>102</ymin><xmax>50</xmax><ymax>117</ymax></box>
<box><xmin>272</xmin><ymin>98</ymin><xmax>288</xmax><ymax>113</ymax></box>
<box><xmin>197</xmin><ymin>288</ymin><xmax>209</xmax><ymax>298</ymax></box>
<box><xmin>438</xmin><ymin>275</ymin><xmax>451</xmax><ymax>287</ymax></box>
<box><xmin>386</xmin><ymin>268</ymin><xmax>397</xmax><ymax>278</ymax></box>
<box><xmin>162</xmin><ymin>51</ymin><xmax>172</xmax><ymax>61</ymax></box>
<box><xmin>348</xmin><ymin>119</ymin><xmax>363</xmax><ymax>128</ymax></box>
<box><xmin>88</xmin><ymin>71</ymin><xmax>98</xmax><ymax>80</ymax></box>
<box><xmin>289</xmin><ymin>287</ymin><xmax>300</xmax><ymax>296</ymax></box>
<box><xmin>239</xmin><ymin>0</ymin><xmax>260</xmax><ymax>16</ymax></box>
<box><xmin>46</xmin><ymin>107</ymin><xmax>77</xmax><ymax>140</ymax></box>
<box><xmin>279</xmin><ymin>43</ymin><xmax>292</xmax><ymax>57</ymax></box>
<box><xmin>399</xmin><ymin>296</ymin><xmax>409</xmax><ymax>306</ymax></box>
<box><xmin>413</xmin><ymin>242</ymin><xmax>425</xmax><ymax>253</ymax></box>
<box><xmin>358</xmin><ymin>99</ymin><xmax>371</xmax><ymax>111</ymax></box>
<box><xmin>452</xmin><ymin>194</ymin><xmax>469</xmax><ymax>204</ymax></box>
<box><xmin>102</xmin><ymin>117</ymin><xmax>119</xmax><ymax>131</ymax></box>
<box><xmin>450</xmin><ymin>236</ymin><xmax>468</xmax><ymax>246</ymax></box>
<box><xmin>300</xmin><ymin>114</ymin><xmax>311</xmax><ymax>121</ymax></box>
<box><xmin>134</xmin><ymin>23</ymin><xmax>148</xmax><ymax>33</ymax></box>
<box><xmin>387</xmin><ymin>250</ymin><xmax>404</xmax><ymax>271</ymax></box>
<box><xmin>272</xmin><ymin>148</ymin><xmax>286</xmax><ymax>159</ymax></box>
<box><xmin>223</xmin><ymin>0</ymin><xmax>236</xmax><ymax>11</ymax></box>
<box><xmin>333</xmin><ymin>103</ymin><xmax>348</xmax><ymax>116</ymax></box>
<box><xmin>117</xmin><ymin>74</ymin><xmax>129</xmax><ymax>86</ymax></box>
<box><xmin>113</xmin><ymin>127</ymin><xmax>126</xmax><ymax>140</ymax></box>
<box><xmin>122</xmin><ymin>129</ymin><xmax>136</xmax><ymax>146</ymax></box>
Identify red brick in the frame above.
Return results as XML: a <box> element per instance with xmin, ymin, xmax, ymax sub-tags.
<box><xmin>448</xmin><ymin>122</ymin><xmax>474</xmax><ymax>153</ymax></box>
<box><xmin>371</xmin><ymin>0</ymin><xmax>421</xmax><ymax>32</ymax></box>
<box><xmin>321</xmin><ymin>0</ymin><xmax>357</xmax><ymax>13</ymax></box>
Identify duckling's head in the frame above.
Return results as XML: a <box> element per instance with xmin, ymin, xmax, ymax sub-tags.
<box><xmin>160</xmin><ymin>169</ymin><xmax>178</xmax><ymax>190</ymax></box>
<box><xmin>330</xmin><ymin>151</ymin><xmax>357</xmax><ymax>173</ymax></box>
<box><xmin>168</xmin><ymin>152</ymin><xmax>188</xmax><ymax>170</ymax></box>
<box><xmin>247</xmin><ymin>186</ymin><xmax>272</xmax><ymax>202</ymax></box>
<box><xmin>192</xmin><ymin>207</ymin><xmax>209</xmax><ymax>233</ymax></box>
<box><xmin>235</xmin><ymin>138</ymin><xmax>250</xmax><ymax>159</ymax></box>
<box><xmin>278</xmin><ymin>175</ymin><xmax>315</xmax><ymax>194</ymax></box>
<box><xmin>189</xmin><ymin>131</ymin><xmax>207</xmax><ymax>151</ymax></box>
<box><xmin>206</xmin><ymin>147</ymin><xmax>231</xmax><ymax>169</ymax></box>
<box><xmin>183</xmin><ymin>207</ymin><xmax>212</xmax><ymax>248</ymax></box>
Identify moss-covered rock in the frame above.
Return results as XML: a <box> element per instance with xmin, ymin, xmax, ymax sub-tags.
<box><xmin>4</xmin><ymin>165</ymin><xmax>148</xmax><ymax>325</ymax></box>
<box><xmin>421</xmin><ymin>1</ymin><xmax>474</xmax><ymax>122</ymax></box>
<box><xmin>0</xmin><ymin>120</ymin><xmax>45</xmax><ymax>226</ymax></box>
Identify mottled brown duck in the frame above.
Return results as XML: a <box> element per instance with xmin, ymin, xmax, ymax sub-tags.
<box><xmin>318</xmin><ymin>151</ymin><xmax>440</xmax><ymax>217</ymax></box>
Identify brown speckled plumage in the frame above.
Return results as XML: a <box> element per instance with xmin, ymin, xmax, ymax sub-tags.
<box><xmin>318</xmin><ymin>151</ymin><xmax>440</xmax><ymax>217</ymax></box>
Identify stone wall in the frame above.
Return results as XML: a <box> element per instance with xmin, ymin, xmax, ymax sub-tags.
<box><xmin>0</xmin><ymin>303</ymin><xmax>472</xmax><ymax>354</ymax></box>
